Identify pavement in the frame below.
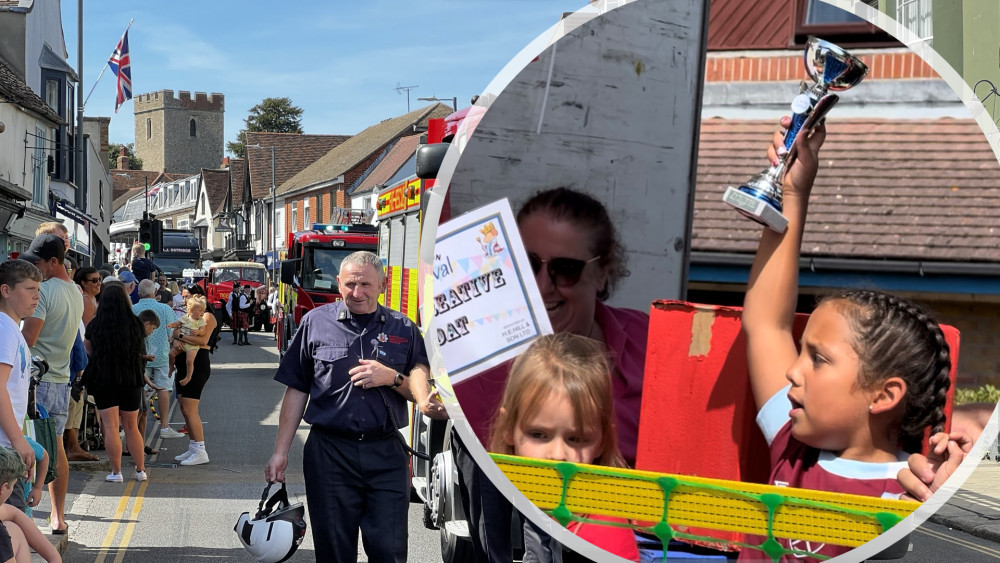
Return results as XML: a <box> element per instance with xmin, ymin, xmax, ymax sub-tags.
<box><xmin>30</xmin><ymin>456</ymin><xmax>108</xmax><ymax>561</ymax></box>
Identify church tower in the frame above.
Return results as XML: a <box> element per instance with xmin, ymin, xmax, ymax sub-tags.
<box><xmin>133</xmin><ymin>90</ymin><xmax>224</xmax><ymax>174</ymax></box>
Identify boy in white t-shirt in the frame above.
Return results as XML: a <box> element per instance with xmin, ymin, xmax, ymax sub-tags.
<box><xmin>0</xmin><ymin>260</ymin><xmax>42</xmax><ymax>509</ymax></box>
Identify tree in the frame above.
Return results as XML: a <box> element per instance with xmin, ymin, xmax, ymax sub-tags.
<box><xmin>227</xmin><ymin>97</ymin><xmax>304</xmax><ymax>158</ymax></box>
<box><xmin>108</xmin><ymin>142</ymin><xmax>143</xmax><ymax>170</ymax></box>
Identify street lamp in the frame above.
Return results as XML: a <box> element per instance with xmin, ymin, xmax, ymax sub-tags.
<box><xmin>247</xmin><ymin>144</ymin><xmax>277</xmax><ymax>274</ymax></box>
<box><xmin>418</xmin><ymin>96</ymin><xmax>458</xmax><ymax>112</ymax></box>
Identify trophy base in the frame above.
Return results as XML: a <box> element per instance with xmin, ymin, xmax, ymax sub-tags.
<box><xmin>722</xmin><ymin>186</ymin><xmax>788</xmax><ymax>233</ymax></box>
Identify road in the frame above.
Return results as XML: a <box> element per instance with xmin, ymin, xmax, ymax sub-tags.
<box><xmin>904</xmin><ymin>520</ymin><xmax>1000</xmax><ymax>561</ymax></box>
<box><xmin>58</xmin><ymin>330</ymin><xmax>442</xmax><ymax>562</ymax></box>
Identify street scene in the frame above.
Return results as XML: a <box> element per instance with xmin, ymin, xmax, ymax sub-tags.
<box><xmin>1</xmin><ymin>0</ymin><xmax>1000</xmax><ymax>562</ymax></box>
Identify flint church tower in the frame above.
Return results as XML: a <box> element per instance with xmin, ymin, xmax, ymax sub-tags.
<box><xmin>133</xmin><ymin>90</ymin><xmax>224</xmax><ymax>174</ymax></box>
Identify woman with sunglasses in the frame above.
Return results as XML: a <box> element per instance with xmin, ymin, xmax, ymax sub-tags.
<box><xmin>447</xmin><ymin>187</ymin><xmax>649</xmax><ymax>562</ymax></box>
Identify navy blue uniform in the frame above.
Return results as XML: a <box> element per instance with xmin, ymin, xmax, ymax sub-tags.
<box><xmin>275</xmin><ymin>300</ymin><xmax>427</xmax><ymax>563</ymax></box>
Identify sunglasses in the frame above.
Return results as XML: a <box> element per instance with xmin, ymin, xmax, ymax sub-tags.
<box><xmin>527</xmin><ymin>252</ymin><xmax>600</xmax><ymax>288</ymax></box>
<box><xmin>85</xmin><ymin>278</ymin><xmax>101</xmax><ymax>284</ymax></box>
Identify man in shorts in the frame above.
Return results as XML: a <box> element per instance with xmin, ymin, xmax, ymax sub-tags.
<box><xmin>133</xmin><ymin>280</ymin><xmax>184</xmax><ymax>441</ymax></box>
<box><xmin>19</xmin><ymin>234</ymin><xmax>83</xmax><ymax>534</ymax></box>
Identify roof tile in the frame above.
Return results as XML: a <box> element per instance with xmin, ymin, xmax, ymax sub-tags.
<box><xmin>244</xmin><ymin>132</ymin><xmax>350</xmax><ymax>200</ymax></box>
<box><xmin>278</xmin><ymin>103</ymin><xmax>452</xmax><ymax>196</ymax></box>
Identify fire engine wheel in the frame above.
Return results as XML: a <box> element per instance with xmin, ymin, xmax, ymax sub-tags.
<box><xmin>440</xmin><ymin>525</ymin><xmax>475</xmax><ymax>563</ymax></box>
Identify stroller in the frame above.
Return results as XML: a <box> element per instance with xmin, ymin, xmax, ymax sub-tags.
<box><xmin>79</xmin><ymin>392</ymin><xmax>104</xmax><ymax>452</ymax></box>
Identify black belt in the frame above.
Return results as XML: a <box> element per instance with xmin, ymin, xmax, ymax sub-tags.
<box><xmin>314</xmin><ymin>425</ymin><xmax>395</xmax><ymax>442</ymax></box>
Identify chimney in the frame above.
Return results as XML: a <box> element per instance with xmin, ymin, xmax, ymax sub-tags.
<box><xmin>222</xmin><ymin>156</ymin><xmax>231</xmax><ymax>168</ymax></box>
<box><xmin>117</xmin><ymin>146</ymin><xmax>129</xmax><ymax>170</ymax></box>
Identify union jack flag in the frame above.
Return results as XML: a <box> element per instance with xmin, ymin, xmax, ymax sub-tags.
<box><xmin>109</xmin><ymin>29</ymin><xmax>132</xmax><ymax>113</ymax></box>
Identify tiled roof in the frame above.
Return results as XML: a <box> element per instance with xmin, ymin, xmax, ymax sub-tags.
<box><xmin>0</xmin><ymin>56</ymin><xmax>62</xmax><ymax>124</ymax></box>
<box><xmin>111</xmin><ymin>186</ymin><xmax>144</xmax><ymax>213</ymax></box>
<box><xmin>693</xmin><ymin>118</ymin><xmax>1000</xmax><ymax>262</ymax></box>
<box><xmin>245</xmin><ymin>132</ymin><xmax>350</xmax><ymax>200</ymax></box>
<box><xmin>201</xmin><ymin>168</ymin><xmax>230</xmax><ymax>215</ymax></box>
<box><xmin>278</xmin><ymin>103</ymin><xmax>452</xmax><ymax>196</ymax></box>
<box><xmin>111</xmin><ymin>171</ymin><xmax>161</xmax><ymax>202</ymax></box>
<box><xmin>351</xmin><ymin>134</ymin><xmax>421</xmax><ymax>196</ymax></box>
<box><xmin>111</xmin><ymin>171</ymin><xmax>193</xmax><ymax>212</ymax></box>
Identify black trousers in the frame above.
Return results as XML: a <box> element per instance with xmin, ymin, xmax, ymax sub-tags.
<box><xmin>304</xmin><ymin>428</ymin><xmax>408</xmax><ymax>563</ymax></box>
<box><xmin>453</xmin><ymin>430</ymin><xmax>514</xmax><ymax>562</ymax></box>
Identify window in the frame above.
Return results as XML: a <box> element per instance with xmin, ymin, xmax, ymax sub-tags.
<box><xmin>32</xmin><ymin>126</ymin><xmax>46</xmax><ymax>206</ymax></box>
<box><xmin>793</xmin><ymin>0</ymin><xmax>896</xmax><ymax>46</ymax></box>
<box><xmin>146</xmin><ymin>118</ymin><xmax>152</xmax><ymax>140</ymax></box>
<box><xmin>178</xmin><ymin>218</ymin><xmax>189</xmax><ymax>228</ymax></box>
<box><xmin>896</xmin><ymin>0</ymin><xmax>932</xmax><ymax>43</ymax></box>
<box><xmin>304</xmin><ymin>199</ymin><xmax>310</xmax><ymax>228</ymax></box>
<box><xmin>291</xmin><ymin>206</ymin><xmax>297</xmax><ymax>233</ymax></box>
<box><xmin>362</xmin><ymin>196</ymin><xmax>372</xmax><ymax>210</ymax></box>
<box><xmin>201</xmin><ymin>193</ymin><xmax>206</xmax><ymax>215</ymax></box>
<box><xmin>189</xmin><ymin>118</ymin><xmax>197</xmax><ymax>137</ymax></box>
<box><xmin>163</xmin><ymin>218</ymin><xmax>173</xmax><ymax>229</ymax></box>
<box><xmin>275</xmin><ymin>208</ymin><xmax>285</xmax><ymax>247</ymax></box>
<box><xmin>99</xmin><ymin>180</ymin><xmax>105</xmax><ymax>221</ymax></box>
<box><xmin>45</xmin><ymin>79</ymin><xmax>59</xmax><ymax>112</ymax></box>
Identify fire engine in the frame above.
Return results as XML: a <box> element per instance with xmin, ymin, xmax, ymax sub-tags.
<box><xmin>276</xmin><ymin>210</ymin><xmax>378</xmax><ymax>355</ymax></box>
<box><xmin>195</xmin><ymin>261</ymin><xmax>267</xmax><ymax>321</ymax></box>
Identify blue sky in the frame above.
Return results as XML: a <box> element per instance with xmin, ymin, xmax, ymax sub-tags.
<box><xmin>62</xmin><ymin>0</ymin><xmax>587</xmax><ymax>151</ymax></box>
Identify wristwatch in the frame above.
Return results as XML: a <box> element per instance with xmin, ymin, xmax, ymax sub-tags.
<box><xmin>391</xmin><ymin>372</ymin><xmax>404</xmax><ymax>389</ymax></box>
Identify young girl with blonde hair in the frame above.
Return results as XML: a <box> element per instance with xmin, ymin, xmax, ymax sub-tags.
<box><xmin>490</xmin><ymin>333</ymin><xmax>637</xmax><ymax>562</ymax></box>
<box><xmin>741</xmin><ymin>121</ymin><xmax>953</xmax><ymax>561</ymax></box>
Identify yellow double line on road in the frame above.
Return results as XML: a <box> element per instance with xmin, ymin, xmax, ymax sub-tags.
<box><xmin>916</xmin><ymin>526</ymin><xmax>1000</xmax><ymax>559</ymax></box>
<box><xmin>95</xmin><ymin>479</ymin><xmax>149</xmax><ymax>563</ymax></box>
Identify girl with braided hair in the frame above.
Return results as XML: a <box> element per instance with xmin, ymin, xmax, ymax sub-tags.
<box><xmin>740</xmin><ymin>119</ymin><xmax>955</xmax><ymax>561</ymax></box>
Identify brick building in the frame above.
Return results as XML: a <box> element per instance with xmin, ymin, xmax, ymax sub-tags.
<box><xmin>133</xmin><ymin>90</ymin><xmax>224</xmax><ymax>175</ymax></box>
<box><xmin>689</xmin><ymin>0</ymin><xmax>1000</xmax><ymax>388</ymax></box>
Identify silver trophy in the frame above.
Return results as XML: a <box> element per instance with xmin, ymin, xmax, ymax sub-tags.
<box><xmin>722</xmin><ymin>37</ymin><xmax>868</xmax><ymax>233</ymax></box>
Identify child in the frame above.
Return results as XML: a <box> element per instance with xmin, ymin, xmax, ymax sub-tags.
<box><xmin>167</xmin><ymin>296</ymin><xmax>207</xmax><ymax>378</ymax></box>
<box><xmin>21</xmin><ymin>439</ymin><xmax>47</xmax><ymax>517</ymax></box>
<box><xmin>137</xmin><ymin>310</ymin><xmax>166</xmax><ymax>393</ymax></box>
<box><xmin>0</xmin><ymin>260</ymin><xmax>41</xmax><ymax>513</ymax></box>
<box><xmin>740</xmin><ymin>121</ymin><xmax>952</xmax><ymax>561</ymax></box>
<box><xmin>0</xmin><ymin>446</ymin><xmax>61</xmax><ymax>562</ymax></box>
<box><xmin>489</xmin><ymin>333</ymin><xmax>638</xmax><ymax>562</ymax></box>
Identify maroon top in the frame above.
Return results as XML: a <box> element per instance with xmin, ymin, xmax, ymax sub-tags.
<box><xmin>453</xmin><ymin>301</ymin><xmax>650</xmax><ymax>466</ymax></box>
<box><xmin>739</xmin><ymin>390</ymin><xmax>907</xmax><ymax>561</ymax></box>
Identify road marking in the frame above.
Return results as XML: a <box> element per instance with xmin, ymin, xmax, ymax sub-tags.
<box><xmin>113</xmin><ymin>481</ymin><xmax>149</xmax><ymax>563</ymax></box>
<box><xmin>916</xmin><ymin>526</ymin><xmax>1000</xmax><ymax>559</ymax></box>
<box><xmin>95</xmin><ymin>480</ymin><xmax>136</xmax><ymax>562</ymax></box>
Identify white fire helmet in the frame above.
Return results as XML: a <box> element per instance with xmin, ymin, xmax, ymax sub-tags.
<box><xmin>234</xmin><ymin>483</ymin><xmax>307</xmax><ymax>563</ymax></box>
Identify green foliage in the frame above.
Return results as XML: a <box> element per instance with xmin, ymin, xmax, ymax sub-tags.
<box><xmin>227</xmin><ymin>97</ymin><xmax>304</xmax><ymax>158</ymax></box>
<box><xmin>954</xmin><ymin>384</ymin><xmax>1000</xmax><ymax>405</ymax></box>
<box><xmin>108</xmin><ymin>142</ymin><xmax>143</xmax><ymax>170</ymax></box>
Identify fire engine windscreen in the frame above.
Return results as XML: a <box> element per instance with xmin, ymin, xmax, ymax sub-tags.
<box><xmin>214</xmin><ymin>266</ymin><xmax>266</xmax><ymax>285</ymax></box>
<box><xmin>301</xmin><ymin>247</ymin><xmax>355</xmax><ymax>292</ymax></box>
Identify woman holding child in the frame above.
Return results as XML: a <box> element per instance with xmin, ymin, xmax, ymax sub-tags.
<box><xmin>171</xmin><ymin>284</ymin><xmax>217</xmax><ymax>466</ymax></box>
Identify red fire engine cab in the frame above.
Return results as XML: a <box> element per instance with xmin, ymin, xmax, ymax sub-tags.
<box><xmin>276</xmin><ymin>213</ymin><xmax>378</xmax><ymax>355</ymax></box>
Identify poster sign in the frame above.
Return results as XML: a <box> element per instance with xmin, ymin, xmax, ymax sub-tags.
<box><xmin>430</xmin><ymin>199</ymin><xmax>552</xmax><ymax>384</ymax></box>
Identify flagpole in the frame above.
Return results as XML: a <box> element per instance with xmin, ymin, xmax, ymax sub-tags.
<box><xmin>83</xmin><ymin>18</ymin><xmax>133</xmax><ymax>108</ymax></box>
